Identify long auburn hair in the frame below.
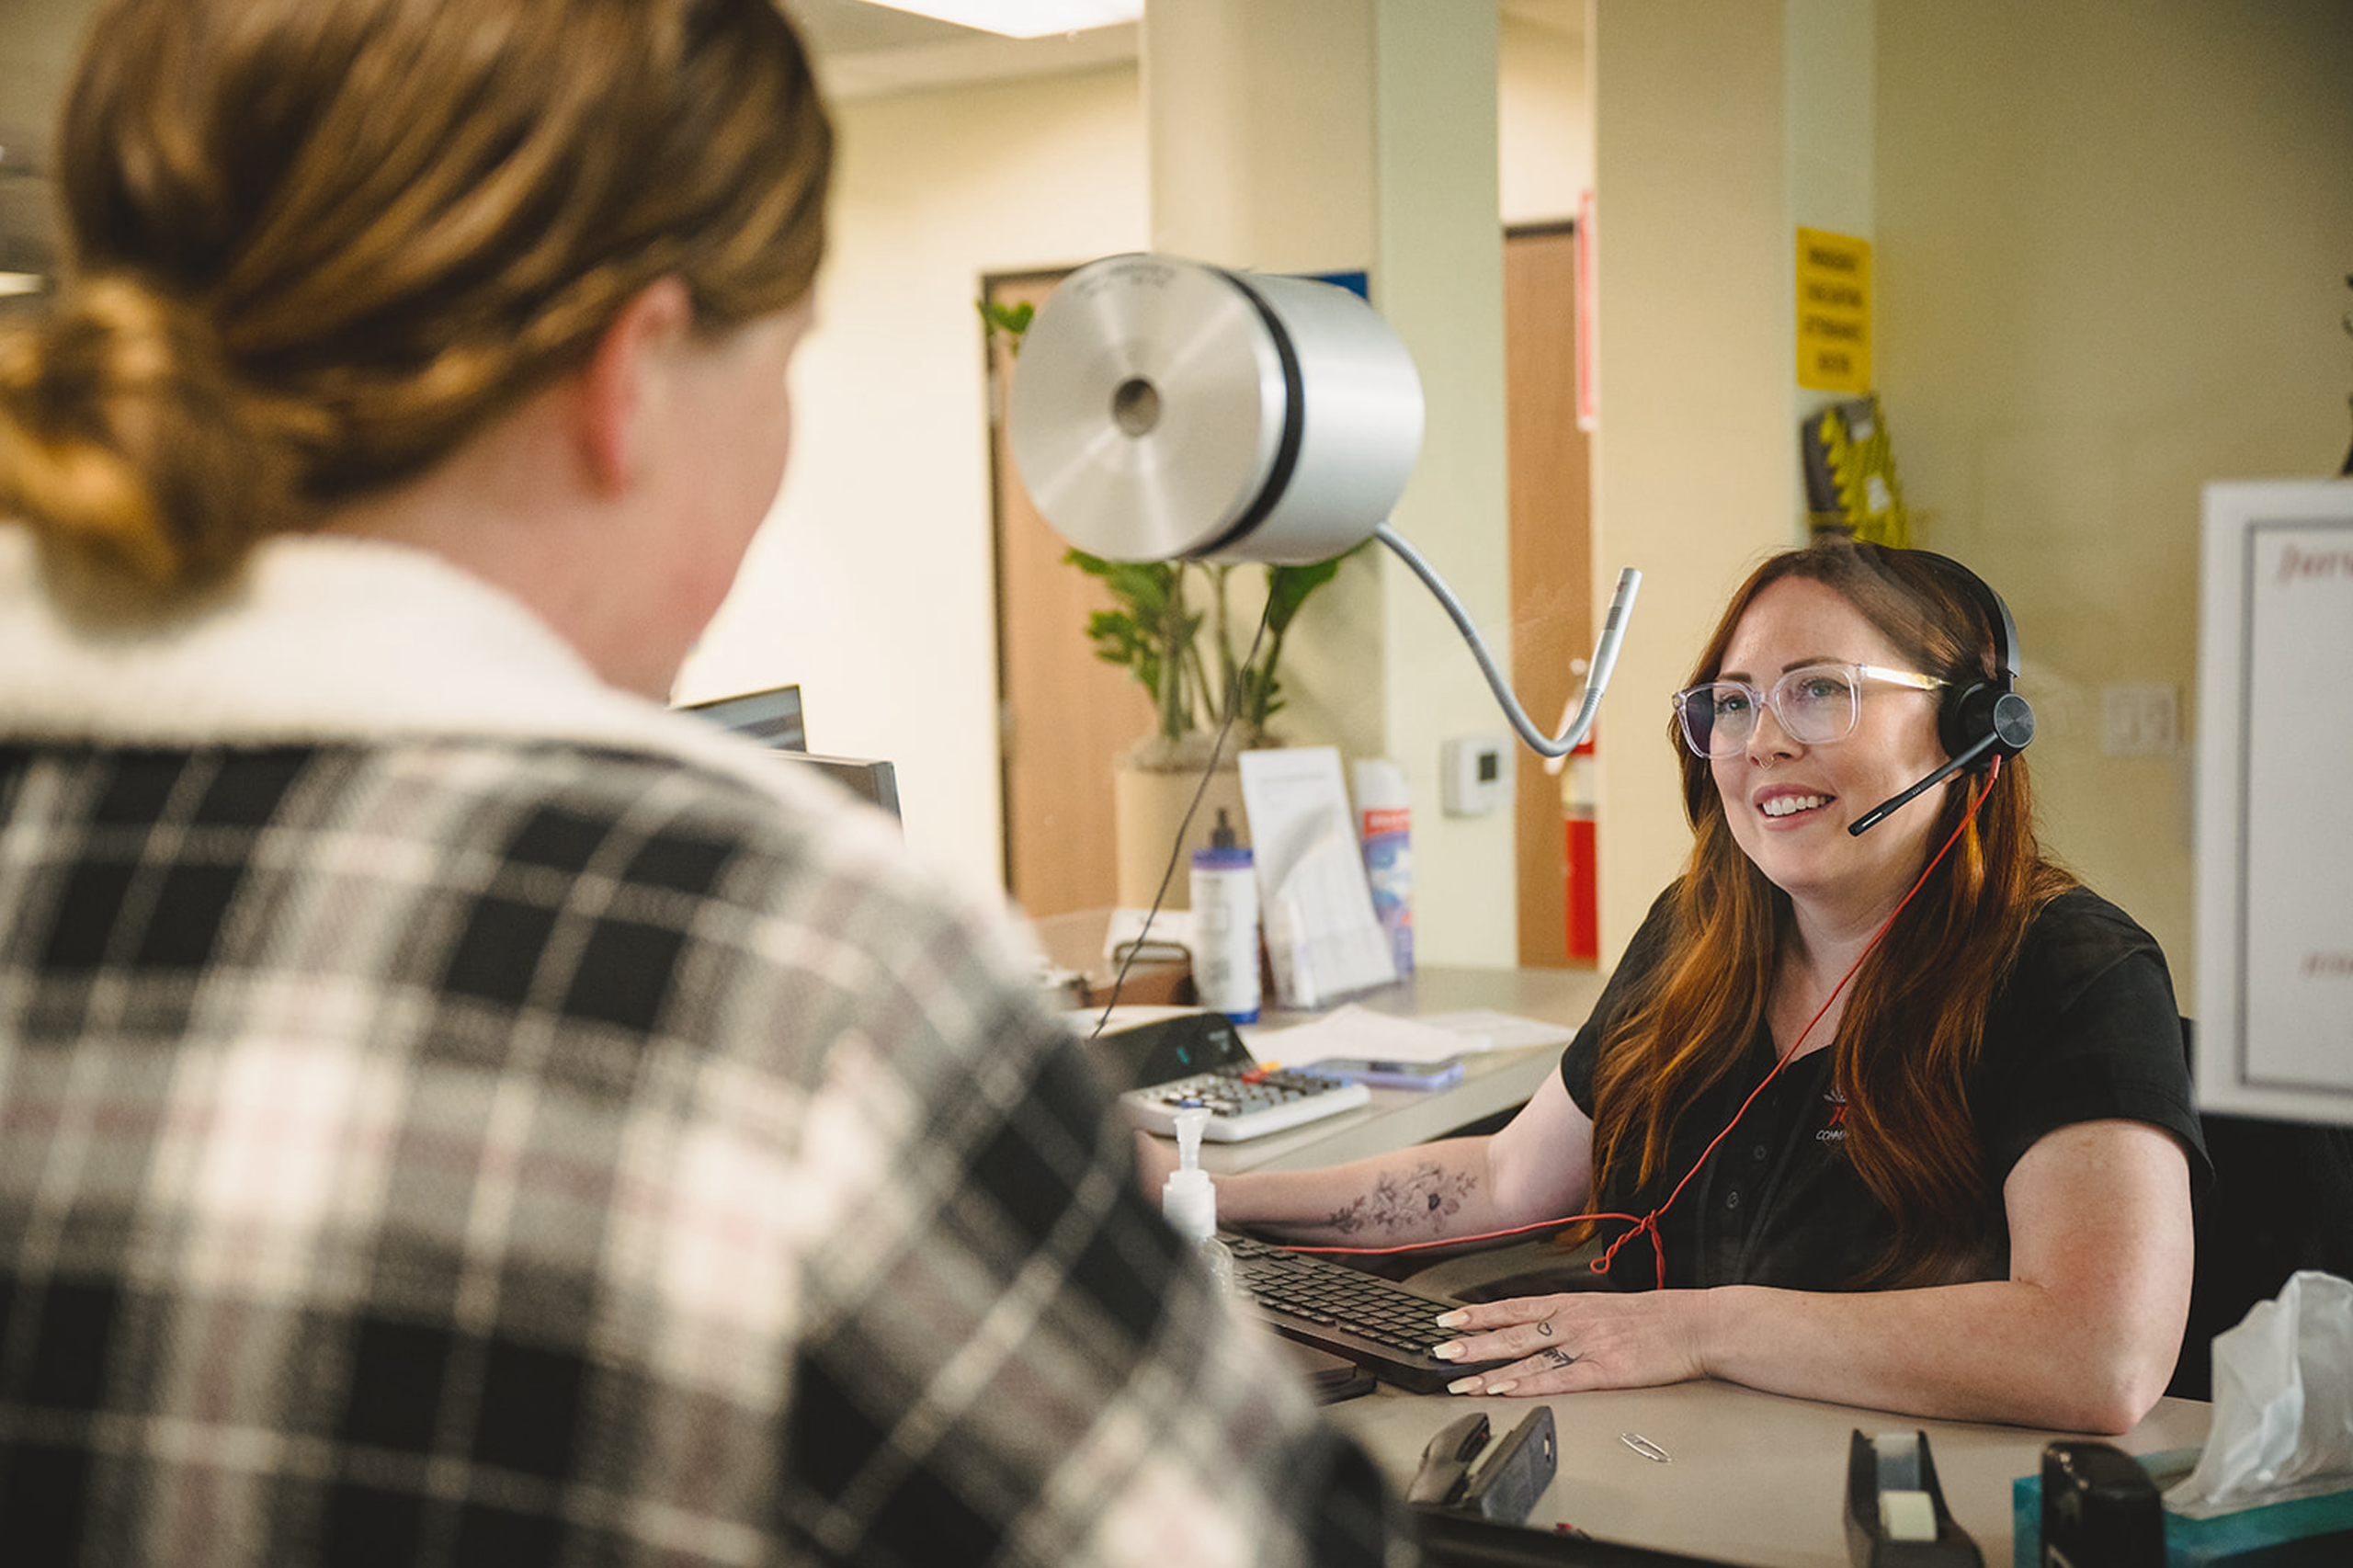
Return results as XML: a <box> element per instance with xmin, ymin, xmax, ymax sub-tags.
<box><xmin>0</xmin><ymin>0</ymin><xmax>832</xmax><ymax>604</ymax></box>
<box><xmin>1586</xmin><ymin>541</ymin><xmax>2075</xmax><ymax>1287</ymax></box>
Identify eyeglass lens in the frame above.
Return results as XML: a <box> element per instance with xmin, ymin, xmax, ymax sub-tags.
<box><xmin>1680</xmin><ymin>665</ymin><xmax>1861</xmax><ymax>757</ymax></box>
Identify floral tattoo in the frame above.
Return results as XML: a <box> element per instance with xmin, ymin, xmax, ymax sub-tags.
<box><xmin>1322</xmin><ymin>1161</ymin><xmax>1478</xmax><ymax>1235</ymax></box>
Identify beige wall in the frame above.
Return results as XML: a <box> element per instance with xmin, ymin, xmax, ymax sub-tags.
<box><xmin>687</xmin><ymin>17</ymin><xmax>1593</xmax><ymax>927</ymax></box>
<box><xmin>1872</xmin><ymin>0</ymin><xmax>2353</xmax><ymax>1002</ymax></box>
<box><xmin>676</xmin><ymin>64</ymin><xmax>1148</xmax><ymax>903</ymax></box>
<box><xmin>1500</xmin><ymin>9</ymin><xmax>1591</xmax><ymax>224</ymax></box>
<box><xmin>1586</xmin><ymin>1</ymin><xmax>1797</xmax><ymax>953</ymax></box>
<box><xmin>0</xmin><ymin>1</ymin><xmax>1590</xmax><ymax>938</ymax></box>
<box><xmin>0</xmin><ymin>0</ymin><xmax>78</xmax><ymax>142</ymax></box>
<box><xmin>1369</xmin><ymin>1</ymin><xmax>1515</xmax><ymax>965</ymax></box>
<box><xmin>0</xmin><ymin>0</ymin><xmax>90</xmax><ymax>275</ymax></box>
<box><xmin>19</xmin><ymin>2</ymin><xmax>2335</xmax><ymax>988</ymax></box>
<box><xmin>1586</xmin><ymin>0</ymin><xmax>2353</xmax><ymax>1005</ymax></box>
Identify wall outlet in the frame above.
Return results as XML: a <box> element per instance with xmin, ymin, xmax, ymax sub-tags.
<box><xmin>2100</xmin><ymin>683</ymin><xmax>2177</xmax><ymax>756</ymax></box>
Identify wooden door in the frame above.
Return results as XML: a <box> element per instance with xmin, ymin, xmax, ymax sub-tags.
<box><xmin>986</xmin><ymin>269</ymin><xmax>1150</xmax><ymax>917</ymax></box>
<box><xmin>1506</xmin><ymin>224</ymin><xmax>1595</xmax><ymax>969</ymax></box>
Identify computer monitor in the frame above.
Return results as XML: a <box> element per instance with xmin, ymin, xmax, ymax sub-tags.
<box><xmin>2194</xmin><ymin>480</ymin><xmax>2353</xmax><ymax>1125</ymax></box>
<box><xmin>680</xmin><ymin>685</ymin><xmax>806</xmax><ymax>752</ymax></box>
<box><xmin>678</xmin><ymin>685</ymin><xmax>902</xmax><ymax>825</ymax></box>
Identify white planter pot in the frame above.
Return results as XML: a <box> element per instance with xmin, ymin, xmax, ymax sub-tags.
<box><xmin>1112</xmin><ymin>756</ymin><xmax>1248</xmax><ymax>912</ymax></box>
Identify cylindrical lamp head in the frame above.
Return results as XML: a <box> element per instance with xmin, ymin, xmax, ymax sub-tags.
<box><xmin>1007</xmin><ymin>254</ymin><xmax>1424</xmax><ymax>565</ymax></box>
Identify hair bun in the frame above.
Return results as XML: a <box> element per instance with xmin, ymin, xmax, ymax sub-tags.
<box><xmin>0</xmin><ymin>275</ymin><xmax>301</xmax><ymax>597</ymax></box>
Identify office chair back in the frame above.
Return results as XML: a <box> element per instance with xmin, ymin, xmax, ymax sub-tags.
<box><xmin>2170</xmin><ymin>1017</ymin><xmax>2353</xmax><ymax>1402</ymax></box>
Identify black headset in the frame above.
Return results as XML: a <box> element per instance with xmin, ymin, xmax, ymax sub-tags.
<box><xmin>1847</xmin><ymin>550</ymin><xmax>2036</xmax><ymax>835</ymax></box>
<box><xmin>1914</xmin><ymin>551</ymin><xmax>2037</xmax><ymax>769</ymax></box>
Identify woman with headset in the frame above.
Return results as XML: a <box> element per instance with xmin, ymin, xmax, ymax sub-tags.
<box><xmin>1203</xmin><ymin>540</ymin><xmax>2205</xmax><ymax>1434</ymax></box>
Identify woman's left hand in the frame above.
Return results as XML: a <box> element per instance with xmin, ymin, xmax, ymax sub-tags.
<box><xmin>1427</xmin><ymin>1290</ymin><xmax>1708</xmax><ymax>1396</ymax></box>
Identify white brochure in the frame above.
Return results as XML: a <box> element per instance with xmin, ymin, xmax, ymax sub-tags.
<box><xmin>1237</xmin><ymin>745</ymin><xmax>1396</xmax><ymax>1009</ymax></box>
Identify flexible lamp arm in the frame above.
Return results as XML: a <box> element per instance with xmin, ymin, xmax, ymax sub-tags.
<box><xmin>1373</xmin><ymin>521</ymin><xmax>1642</xmax><ymax>759</ymax></box>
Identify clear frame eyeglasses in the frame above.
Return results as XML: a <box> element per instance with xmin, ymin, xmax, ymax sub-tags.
<box><xmin>1672</xmin><ymin>662</ymin><xmax>1946</xmax><ymax>759</ymax></box>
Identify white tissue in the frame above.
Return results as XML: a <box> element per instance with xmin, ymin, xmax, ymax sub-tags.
<box><xmin>2165</xmin><ymin>1270</ymin><xmax>2353</xmax><ymax>1518</ymax></box>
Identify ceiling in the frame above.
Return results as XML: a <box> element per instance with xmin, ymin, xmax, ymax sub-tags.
<box><xmin>789</xmin><ymin>0</ymin><xmax>1582</xmax><ymax>49</ymax></box>
<box><xmin>0</xmin><ymin>0</ymin><xmax>1583</xmax><ymax>272</ymax></box>
<box><xmin>785</xmin><ymin>0</ymin><xmax>1582</xmax><ymax>99</ymax></box>
<box><xmin>785</xmin><ymin>0</ymin><xmax>995</xmax><ymax>55</ymax></box>
<box><xmin>781</xmin><ymin>0</ymin><xmax>1141</xmax><ymax>98</ymax></box>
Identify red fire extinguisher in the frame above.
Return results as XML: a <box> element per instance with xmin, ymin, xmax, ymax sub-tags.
<box><xmin>1562</xmin><ymin>729</ymin><xmax>1599</xmax><ymax>963</ymax></box>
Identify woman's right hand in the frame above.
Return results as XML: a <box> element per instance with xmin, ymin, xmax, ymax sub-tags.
<box><xmin>1426</xmin><ymin>1289</ymin><xmax>1709</xmax><ymax>1397</ymax></box>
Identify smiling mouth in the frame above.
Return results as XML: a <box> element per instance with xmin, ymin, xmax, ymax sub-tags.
<box><xmin>1760</xmin><ymin>793</ymin><xmax>1830</xmax><ymax>819</ymax></box>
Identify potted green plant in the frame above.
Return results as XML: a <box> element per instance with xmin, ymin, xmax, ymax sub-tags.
<box><xmin>1066</xmin><ymin>544</ymin><xmax>1357</xmax><ymax>909</ymax></box>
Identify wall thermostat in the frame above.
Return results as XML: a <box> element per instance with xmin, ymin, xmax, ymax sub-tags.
<box><xmin>1440</xmin><ymin>734</ymin><xmax>1511</xmax><ymax>817</ymax></box>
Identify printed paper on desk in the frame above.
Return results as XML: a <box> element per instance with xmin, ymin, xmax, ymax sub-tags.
<box><xmin>1415</xmin><ymin>1010</ymin><xmax>1578</xmax><ymax>1052</ymax></box>
<box><xmin>1239</xmin><ymin>746</ymin><xmax>1396</xmax><ymax>1009</ymax></box>
<box><xmin>1261</xmin><ymin>1005</ymin><xmax>1472</xmax><ymax>1067</ymax></box>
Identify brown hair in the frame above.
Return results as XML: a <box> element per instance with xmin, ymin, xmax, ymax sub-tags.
<box><xmin>1586</xmin><ymin>540</ymin><xmax>2074</xmax><ymax>1286</ymax></box>
<box><xmin>0</xmin><ymin>0</ymin><xmax>832</xmax><ymax>601</ymax></box>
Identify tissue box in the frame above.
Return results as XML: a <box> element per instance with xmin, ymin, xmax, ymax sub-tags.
<box><xmin>2013</xmin><ymin>1450</ymin><xmax>2353</xmax><ymax>1566</ymax></box>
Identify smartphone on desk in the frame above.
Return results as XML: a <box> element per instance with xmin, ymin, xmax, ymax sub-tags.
<box><xmin>1297</xmin><ymin>1056</ymin><xmax>1465</xmax><ymax>1091</ymax></box>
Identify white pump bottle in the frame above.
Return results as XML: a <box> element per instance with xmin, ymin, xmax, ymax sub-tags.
<box><xmin>1160</xmin><ymin>1104</ymin><xmax>1235</xmax><ymax>1292</ymax></box>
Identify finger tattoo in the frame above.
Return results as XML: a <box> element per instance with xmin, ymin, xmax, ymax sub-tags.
<box><xmin>1536</xmin><ymin>1321</ymin><xmax>1554</xmax><ymax>1337</ymax></box>
<box><xmin>1543</xmin><ymin>1346</ymin><xmax>1578</xmax><ymax>1369</ymax></box>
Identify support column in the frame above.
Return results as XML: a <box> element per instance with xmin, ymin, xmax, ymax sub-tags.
<box><xmin>1587</xmin><ymin>0</ymin><xmax>1799</xmax><ymax>955</ymax></box>
<box><xmin>1142</xmin><ymin>0</ymin><xmax>1513</xmax><ymax>966</ymax></box>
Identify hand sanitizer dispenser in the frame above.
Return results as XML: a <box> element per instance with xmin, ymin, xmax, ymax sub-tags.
<box><xmin>1161</xmin><ymin>1104</ymin><xmax>1234</xmax><ymax>1291</ymax></box>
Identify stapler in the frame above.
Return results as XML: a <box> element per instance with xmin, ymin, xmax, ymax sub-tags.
<box><xmin>1408</xmin><ymin>1406</ymin><xmax>1559</xmax><ymax>1526</ymax></box>
<box><xmin>1413</xmin><ymin>1408</ymin><xmax>1763</xmax><ymax>1565</ymax></box>
<box><xmin>1844</xmin><ymin>1429</ymin><xmax>1984</xmax><ymax>1567</ymax></box>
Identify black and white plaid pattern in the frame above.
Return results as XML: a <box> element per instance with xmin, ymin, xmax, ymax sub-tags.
<box><xmin>0</xmin><ymin>530</ymin><xmax>1414</xmax><ymax>1568</ymax></box>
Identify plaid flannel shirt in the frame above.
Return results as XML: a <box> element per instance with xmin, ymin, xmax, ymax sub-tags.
<box><xmin>0</xmin><ymin>528</ymin><xmax>1415</xmax><ymax>1568</ymax></box>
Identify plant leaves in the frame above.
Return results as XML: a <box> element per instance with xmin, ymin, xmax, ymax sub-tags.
<box><xmin>977</xmin><ymin>298</ymin><xmax>1035</xmax><ymax>353</ymax></box>
<box><xmin>1060</xmin><ymin>544</ymin><xmax>1356</xmax><ymax>741</ymax></box>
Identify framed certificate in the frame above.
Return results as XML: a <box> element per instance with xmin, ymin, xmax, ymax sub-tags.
<box><xmin>2196</xmin><ymin>479</ymin><xmax>2353</xmax><ymax>1123</ymax></box>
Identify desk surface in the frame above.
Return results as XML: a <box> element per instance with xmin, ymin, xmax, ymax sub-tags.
<box><xmin>1332</xmin><ymin>1379</ymin><xmax>2210</xmax><ymax>1567</ymax></box>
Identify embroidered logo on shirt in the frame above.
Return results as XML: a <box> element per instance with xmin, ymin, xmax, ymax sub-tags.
<box><xmin>1815</xmin><ymin>1088</ymin><xmax>1848</xmax><ymax>1143</ymax></box>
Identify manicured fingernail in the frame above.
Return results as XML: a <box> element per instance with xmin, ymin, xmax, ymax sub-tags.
<box><xmin>1431</xmin><ymin>1341</ymin><xmax>1465</xmax><ymax>1361</ymax></box>
<box><xmin>1447</xmin><ymin>1375</ymin><xmax>1486</xmax><ymax>1394</ymax></box>
<box><xmin>1482</xmin><ymin>1380</ymin><xmax>1518</xmax><ymax>1395</ymax></box>
<box><xmin>1434</xmin><ymin>1310</ymin><xmax>1467</xmax><ymax>1328</ymax></box>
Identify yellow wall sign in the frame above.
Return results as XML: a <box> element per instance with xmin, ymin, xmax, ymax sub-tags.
<box><xmin>1796</xmin><ymin>227</ymin><xmax>1871</xmax><ymax>392</ymax></box>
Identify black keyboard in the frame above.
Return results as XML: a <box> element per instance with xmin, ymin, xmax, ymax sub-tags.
<box><xmin>1227</xmin><ymin>1233</ymin><xmax>1508</xmax><ymax>1393</ymax></box>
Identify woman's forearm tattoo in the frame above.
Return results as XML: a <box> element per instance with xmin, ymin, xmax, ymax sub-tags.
<box><xmin>1322</xmin><ymin>1161</ymin><xmax>1479</xmax><ymax>1235</ymax></box>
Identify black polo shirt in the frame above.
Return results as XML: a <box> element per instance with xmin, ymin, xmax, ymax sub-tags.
<box><xmin>1561</xmin><ymin>886</ymin><xmax>2210</xmax><ymax>1291</ymax></box>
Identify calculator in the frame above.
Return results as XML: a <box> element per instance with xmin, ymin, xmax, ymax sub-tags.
<box><xmin>1120</xmin><ymin>1066</ymin><xmax>1370</xmax><ymax>1142</ymax></box>
<box><xmin>1085</xmin><ymin>1009</ymin><xmax>1370</xmax><ymax>1142</ymax></box>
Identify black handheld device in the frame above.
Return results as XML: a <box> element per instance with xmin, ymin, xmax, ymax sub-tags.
<box><xmin>2038</xmin><ymin>1442</ymin><xmax>2163</xmax><ymax>1568</ymax></box>
<box><xmin>1409</xmin><ymin>1407</ymin><xmax>1560</xmax><ymax>1527</ymax></box>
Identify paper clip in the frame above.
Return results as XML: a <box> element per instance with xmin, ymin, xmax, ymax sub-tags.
<box><xmin>1619</xmin><ymin>1432</ymin><xmax>1671</xmax><ymax>1464</ymax></box>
